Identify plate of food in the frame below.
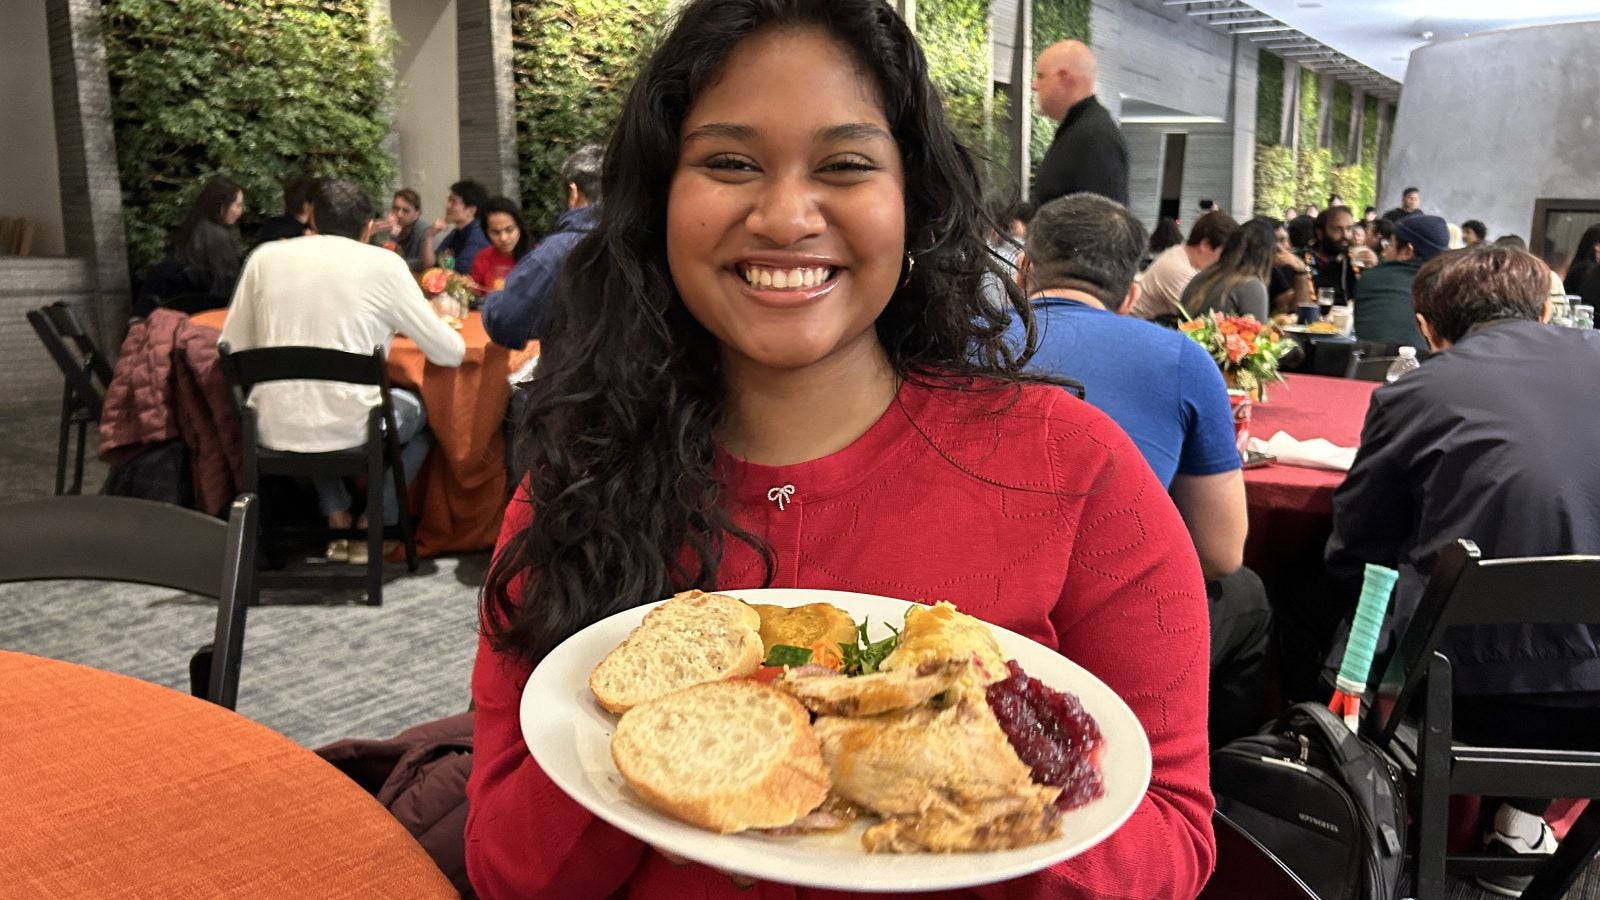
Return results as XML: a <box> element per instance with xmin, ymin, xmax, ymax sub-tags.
<box><xmin>519</xmin><ymin>588</ymin><xmax>1151</xmax><ymax>892</ymax></box>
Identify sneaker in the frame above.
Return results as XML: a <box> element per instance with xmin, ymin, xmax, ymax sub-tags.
<box><xmin>324</xmin><ymin>539</ymin><xmax>350</xmax><ymax>563</ymax></box>
<box><xmin>347</xmin><ymin>541</ymin><xmax>369</xmax><ymax>566</ymax></box>
<box><xmin>1475</xmin><ymin>820</ymin><xmax>1558</xmax><ymax>897</ymax></box>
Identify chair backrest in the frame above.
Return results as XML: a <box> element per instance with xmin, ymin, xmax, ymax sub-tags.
<box><xmin>27</xmin><ymin>308</ymin><xmax>105</xmax><ymax>420</ymax></box>
<box><xmin>42</xmin><ymin>302</ymin><xmax>114</xmax><ymax>387</ymax></box>
<box><xmin>1367</xmin><ymin>539</ymin><xmax>1600</xmax><ymax>746</ymax></box>
<box><xmin>0</xmin><ymin>494</ymin><xmax>258</xmax><ymax>709</ymax></box>
<box><xmin>1346</xmin><ymin>351</ymin><xmax>1400</xmax><ymax>382</ymax></box>
<box><xmin>217</xmin><ymin>343</ymin><xmax>389</xmax><ymax>395</ymax></box>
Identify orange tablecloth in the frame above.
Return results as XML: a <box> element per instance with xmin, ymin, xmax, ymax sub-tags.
<box><xmin>193</xmin><ymin>308</ymin><xmax>536</xmax><ymax>555</ymax></box>
<box><xmin>0</xmin><ymin>651</ymin><xmax>457</xmax><ymax>898</ymax></box>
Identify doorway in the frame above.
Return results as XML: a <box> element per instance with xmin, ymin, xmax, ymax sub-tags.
<box><xmin>1158</xmin><ymin>132</ymin><xmax>1187</xmax><ymax>223</ymax></box>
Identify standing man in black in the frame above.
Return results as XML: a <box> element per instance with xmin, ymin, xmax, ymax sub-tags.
<box><xmin>1030</xmin><ymin>40</ymin><xmax>1128</xmax><ymax>206</ymax></box>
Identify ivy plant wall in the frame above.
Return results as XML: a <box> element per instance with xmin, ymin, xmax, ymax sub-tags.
<box><xmin>103</xmin><ymin>0</ymin><xmax>395</xmax><ymax>276</ymax></box>
<box><xmin>918</xmin><ymin>0</ymin><xmax>1007</xmax><ymax>186</ymax></box>
<box><xmin>509</xmin><ymin>0</ymin><xmax>669</xmax><ymax>233</ymax></box>
<box><xmin>1253</xmin><ymin>49</ymin><xmax>1385</xmax><ymax>217</ymax></box>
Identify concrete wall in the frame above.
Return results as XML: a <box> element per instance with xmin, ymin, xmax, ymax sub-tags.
<box><xmin>1</xmin><ymin>1</ymin><xmax>67</xmax><ymax>257</ymax></box>
<box><xmin>390</xmin><ymin>0</ymin><xmax>461</xmax><ymax>225</ymax></box>
<box><xmin>0</xmin><ymin>259</ymin><xmax>97</xmax><ymax>415</ymax></box>
<box><xmin>1088</xmin><ymin>0</ymin><xmax>1256</xmax><ymax>227</ymax></box>
<box><xmin>1384</xmin><ymin>21</ymin><xmax>1600</xmax><ymax>260</ymax></box>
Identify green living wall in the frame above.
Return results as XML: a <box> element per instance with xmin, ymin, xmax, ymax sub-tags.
<box><xmin>511</xmin><ymin>0</ymin><xmax>670</xmax><ymax>234</ymax></box>
<box><xmin>104</xmin><ymin>0</ymin><xmax>396</xmax><ymax>276</ymax></box>
<box><xmin>1029</xmin><ymin>0</ymin><xmax>1090</xmax><ymax>168</ymax></box>
<box><xmin>1254</xmin><ymin>54</ymin><xmax>1380</xmax><ymax>216</ymax></box>
<box><xmin>918</xmin><ymin>0</ymin><xmax>1015</xmax><ymax>194</ymax></box>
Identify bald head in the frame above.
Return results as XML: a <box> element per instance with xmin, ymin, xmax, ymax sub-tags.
<box><xmin>1033</xmin><ymin>40</ymin><xmax>1097</xmax><ymax>121</ymax></box>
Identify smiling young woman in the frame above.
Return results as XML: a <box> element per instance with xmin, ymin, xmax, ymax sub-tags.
<box><xmin>467</xmin><ymin>0</ymin><xmax>1216</xmax><ymax>896</ymax></box>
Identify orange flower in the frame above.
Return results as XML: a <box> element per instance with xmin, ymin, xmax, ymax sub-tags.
<box><xmin>419</xmin><ymin>268</ymin><xmax>449</xmax><ymax>295</ymax></box>
<box><xmin>1225</xmin><ymin>333</ymin><xmax>1252</xmax><ymax>364</ymax></box>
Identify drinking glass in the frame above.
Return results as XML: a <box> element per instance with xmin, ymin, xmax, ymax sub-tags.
<box><xmin>1316</xmin><ymin>287</ymin><xmax>1336</xmax><ymax>318</ymax></box>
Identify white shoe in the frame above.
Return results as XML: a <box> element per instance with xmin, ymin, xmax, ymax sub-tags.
<box><xmin>1475</xmin><ymin>820</ymin><xmax>1557</xmax><ymax>897</ymax></box>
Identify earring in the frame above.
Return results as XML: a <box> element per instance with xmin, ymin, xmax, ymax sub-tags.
<box><xmin>898</xmin><ymin>253</ymin><xmax>916</xmax><ymax>289</ymax></box>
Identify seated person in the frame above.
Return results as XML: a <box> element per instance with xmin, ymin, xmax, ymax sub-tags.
<box><xmin>1179</xmin><ymin>219</ymin><xmax>1277</xmax><ymax>323</ymax></box>
<box><xmin>372</xmin><ymin>188</ymin><xmax>429</xmax><ymax>272</ymax></box>
<box><xmin>481</xmin><ymin>145</ymin><xmax>602</xmax><ymax>349</ymax></box>
<box><xmin>220</xmin><ymin>180</ymin><xmax>465</xmax><ymax>562</ymax></box>
<box><xmin>136</xmin><ymin>176</ymin><xmax>245</xmax><ymax>317</ymax></box>
<box><xmin>469</xmin><ymin>198</ymin><xmax>530</xmax><ymax>293</ymax></box>
<box><xmin>421</xmin><ymin>180</ymin><xmax>490</xmax><ymax>275</ymax></box>
<box><xmin>1352</xmin><ymin>214</ymin><xmax>1446</xmax><ymax>348</ymax></box>
<box><xmin>252</xmin><ymin>177</ymin><xmax>314</xmax><ymax>247</ymax></box>
<box><xmin>1009</xmin><ymin>192</ymin><xmax>1269</xmax><ymax>747</ymax></box>
<box><xmin>1128</xmin><ymin>210</ymin><xmax>1236</xmax><ymax>321</ymax></box>
<box><xmin>1327</xmin><ymin>245</ymin><xmax>1600</xmax><ymax>897</ymax></box>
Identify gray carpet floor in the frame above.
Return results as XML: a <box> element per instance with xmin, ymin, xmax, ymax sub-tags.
<box><xmin>0</xmin><ymin>401</ymin><xmax>482</xmax><ymax>748</ymax></box>
<box><xmin>3</xmin><ymin>401</ymin><xmax>1596</xmax><ymax>898</ymax></box>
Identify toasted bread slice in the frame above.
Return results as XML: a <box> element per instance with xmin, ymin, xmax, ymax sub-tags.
<box><xmin>589</xmin><ymin>590</ymin><xmax>763</xmax><ymax>714</ymax></box>
<box><xmin>612</xmin><ymin>680</ymin><xmax>830</xmax><ymax>833</ymax></box>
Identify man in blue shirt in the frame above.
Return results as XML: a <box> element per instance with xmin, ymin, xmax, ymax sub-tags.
<box><xmin>1009</xmin><ymin>192</ymin><xmax>1267</xmax><ymax>746</ymax></box>
<box><xmin>482</xmin><ymin>146</ymin><xmax>603</xmax><ymax>349</ymax></box>
<box><xmin>421</xmin><ymin>179</ymin><xmax>490</xmax><ymax>275</ymax></box>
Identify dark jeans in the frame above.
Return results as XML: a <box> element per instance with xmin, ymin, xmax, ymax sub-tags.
<box><xmin>1209</xmin><ymin>566</ymin><xmax>1274</xmax><ymax>748</ymax></box>
<box><xmin>1455</xmin><ymin>692</ymin><xmax>1600</xmax><ymax>816</ymax></box>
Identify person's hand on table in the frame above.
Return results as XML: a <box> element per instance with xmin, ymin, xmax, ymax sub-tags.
<box><xmin>655</xmin><ymin>848</ymin><xmax>755</xmax><ymax>890</ymax></box>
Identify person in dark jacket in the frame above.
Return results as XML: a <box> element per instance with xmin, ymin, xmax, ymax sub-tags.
<box><xmin>481</xmin><ymin>146</ymin><xmax>603</xmax><ymax>349</ymax></box>
<box><xmin>1327</xmin><ymin>245</ymin><xmax>1600</xmax><ymax>895</ymax></box>
<box><xmin>1029</xmin><ymin>40</ymin><xmax>1127</xmax><ymax>206</ymax></box>
<box><xmin>1351</xmin><ymin>213</ymin><xmax>1447</xmax><ymax>348</ymax></box>
<box><xmin>251</xmin><ymin>177</ymin><xmax>315</xmax><ymax>247</ymax></box>
<box><xmin>169</xmin><ymin>176</ymin><xmax>246</xmax><ymax>311</ymax></box>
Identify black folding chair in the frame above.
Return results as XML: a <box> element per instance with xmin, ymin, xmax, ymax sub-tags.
<box><xmin>26</xmin><ymin>304</ymin><xmax>110</xmax><ymax>495</ymax></box>
<box><xmin>0</xmin><ymin>494</ymin><xmax>257</xmax><ymax>710</ymax></box>
<box><xmin>217</xmin><ymin>343</ymin><xmax>418</xmax><ymax>606</ymax></box>
<box><xmin>1363</xmin><ymin>539</ymin><xmax>1600</xmax><ymax>900</ymax></box>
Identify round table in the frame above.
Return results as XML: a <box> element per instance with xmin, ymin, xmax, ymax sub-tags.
<box><xmin>0</xmin><ymin>651</ymin><xmax>458</xmax><ymax>897</ymax></box>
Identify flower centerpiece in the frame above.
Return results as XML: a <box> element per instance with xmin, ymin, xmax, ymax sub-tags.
<box><xmin>419</xmin><ymin>267</ymin><xmax>477</xmax><ymax>328</ymax></box>
<box><xmin>1179</xmin><ymin>311</ymin><xmax>1296</xmax><ymax>401</ymax></box>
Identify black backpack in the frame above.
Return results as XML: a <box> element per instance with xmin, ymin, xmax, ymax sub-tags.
<box><xmin>1211</xmin><ymin>702</ymin><xmax>1408</xmax><ymax>900</ymax></box>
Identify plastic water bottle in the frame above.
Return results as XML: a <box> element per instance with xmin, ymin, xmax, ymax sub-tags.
<box><xmin>1385</xmin><ymin>346</ymin><xmax>1420</xmax><ymax>382</ymax></box>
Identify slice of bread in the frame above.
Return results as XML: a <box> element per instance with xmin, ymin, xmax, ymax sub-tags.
<box><xmin>611</xmin><ymin>680</ymin><xmax>830</xmax><ymax>833</ymax></box>
<box><xmin>589</xmin><ymin>590</ymin><xmax>764</xmax><ymax>714</ymax></box>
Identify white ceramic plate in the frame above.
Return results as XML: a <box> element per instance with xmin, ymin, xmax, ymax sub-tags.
<box><xmin>519</xmin><ymin>588</ymin><xmax>1152</xmax><ymax>892</ymax></box>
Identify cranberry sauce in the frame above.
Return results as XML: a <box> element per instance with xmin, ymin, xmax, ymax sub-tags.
<box><xmin>985</xmin><ymin>660</ymin><xmax>1105</xmax><ymax>809</ymax></box>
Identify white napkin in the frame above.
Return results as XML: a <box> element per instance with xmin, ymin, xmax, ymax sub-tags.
<box><xmin>1248</xmin><ymin>431</ymin><xmax>1357</xmax><ymax>472</ymax></box>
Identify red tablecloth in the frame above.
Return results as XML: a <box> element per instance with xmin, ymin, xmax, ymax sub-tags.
<box><xmin>1240</xmin><ymin>374</ymin><xmax>1378</xmax><ymax>698</ymax></box>
<box><xmin>193</xmin><ymin>308</ymin><xmax>535</xmax><ymax>555</ymax></box>
<box><xmin>1244</xmin><ymin>373</ymin><xmax>1377</xmax><ymax>519</ymax></box>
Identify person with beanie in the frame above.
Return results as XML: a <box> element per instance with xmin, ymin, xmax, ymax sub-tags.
<box><xmin>1353</xmin><ymin>213</ymin><xmax>1449</xmax><ymax>348</ymax></box>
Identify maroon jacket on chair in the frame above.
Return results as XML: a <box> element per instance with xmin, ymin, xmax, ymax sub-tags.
<box><xmin>99</xmin><ymin>308</ymin><xmax>241</xmax><ymax>516</ymax></box>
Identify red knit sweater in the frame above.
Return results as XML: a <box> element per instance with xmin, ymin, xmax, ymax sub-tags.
<box><xmin>466</xmin><ymin>380</ymin><xmax>1216</xmax><ymax>899</ymax></box>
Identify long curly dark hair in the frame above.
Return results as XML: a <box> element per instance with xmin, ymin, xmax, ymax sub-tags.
<box><xmin>482</xmin><ymin>0</ymin><xmax>1055</xmax><ymax>665</ymax></box>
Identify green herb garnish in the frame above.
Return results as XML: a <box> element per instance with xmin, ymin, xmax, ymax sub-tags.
<box><xmin>841</xmin><ymin>619</ymin><xmax>901</xmax><ymax>676</ymax></box>
<box><xmin>764</xmin><ymin>644</ymin><xmax>814</xmax><ymax>667</ymax></box>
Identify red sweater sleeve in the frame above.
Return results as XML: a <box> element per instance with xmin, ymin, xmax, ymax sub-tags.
<box><xmin>464</xmin><ymin>492</ymin><xmax>649</xmax><ymax>899</ymax></box>
<box><xmin>979</xmin><ymin>397</ymin><xmax>1216</xmax><ymax>900</ymax></box>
